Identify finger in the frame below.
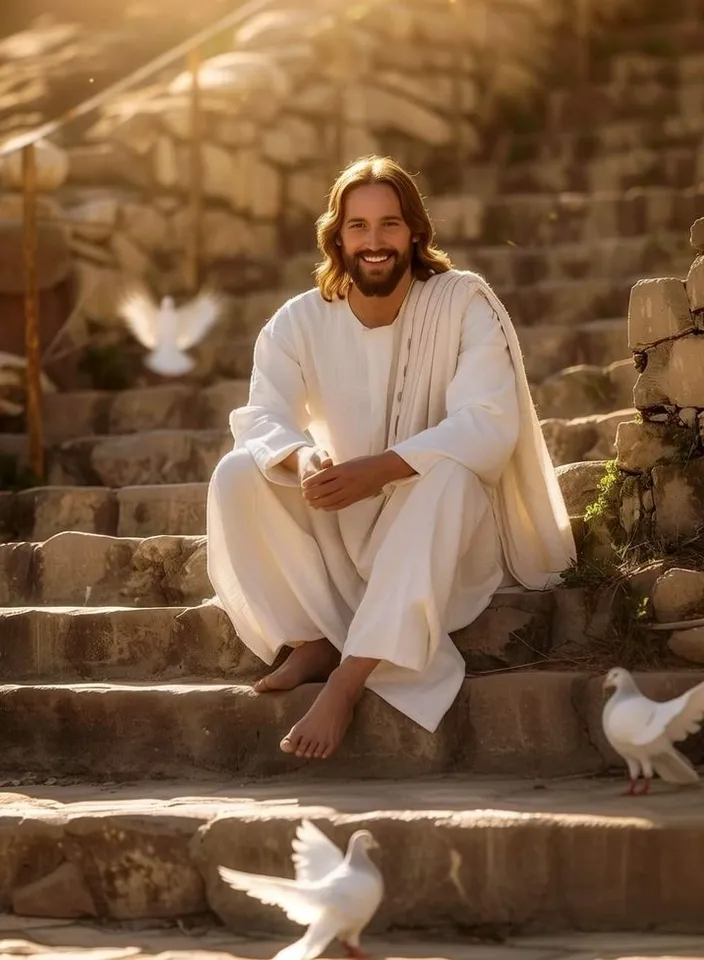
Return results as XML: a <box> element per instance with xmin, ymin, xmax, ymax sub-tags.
<box><xmin>302</xmin><ymin>470</ymin><xmax>341</xmax><ymax>491</ymax></box>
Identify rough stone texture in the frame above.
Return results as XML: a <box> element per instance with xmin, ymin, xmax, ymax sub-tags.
<box><xmin>628</xmin><ymin>277</ymin><xmax>694</xmax><ymax>350</ymax></box>
<box><xmin>0</xmin><ymin>604</ymin><xmax>257</xmax><ymax>683</ymax></box>
<box><xmin>0</xmin><ymin>671</ymin><xmax>691</xmax><ymax>782</ymax></box>
<box><xmin>116</xmin><ymin>483</ymin><xmax>207</xmax><ymax>537</ymax></box>
<box><xmin>652</xmin><ymin>460</ymin><xmax>704</xmax><ymax>541</ymax></box>
<box><xmin>555</xmin><ymin>460</ymin><xmax>610</xmax><ymax>516</ymax></box>
<box><xmin>541</xmin><ymin>410</ymin><xmax>633</xmax><ymax>466</ymax></box>
<box><xmin>669</xmin><ymin>627</ymin><xmax>704</xmax><ymax>664</ymax></box>
<box><xmin>12</xmin><ymin>862</ymin><xmax>97</xmax><ymax>920</ymax></box>
<box><xmin>15</xmin><ymin>488</ymin><xmax>118</xmax><ymax>543</ymax></box>
<box><xmin>452</xmin><ymin>591</ymin><xmax>554</xmax><ymax>672</ymax></box>
<box><xmin>652</xmin><ymin>568</ymin><xmax>704</xmax><ymax>623</ymax></box>
<box><xmin>686</xmin><ymin>254</ymin><xmax>704</xmax><ymax>312</ymax></box>
<box><xmin>615</xmin><ymin>419</ymin><xmax>696</xmax><ymax>474</ymax></box>
<box><xmin>634</xmin><ymin>335</ymin><xmax>704</xmax><ymax>409</ymax></box>
<box><xmin>691</xmin><ymin>215</ymin><xmax>704</xmax><ymax>253</ymax></box>
<box><xmin>48</xmin><ymin>431</ymin><xmax>230</xmax><ymax>487</ymax></box>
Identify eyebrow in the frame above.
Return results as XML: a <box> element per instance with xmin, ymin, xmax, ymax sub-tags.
<box><xmin>345</xmin><ymin>215</ymin><xmax>403</xmax><ymax>225</ymax></box>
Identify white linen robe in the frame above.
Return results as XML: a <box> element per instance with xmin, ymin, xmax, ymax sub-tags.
<box><xmin>207</xmin><ymin>269</ymin><xmax>576</xmax><ymax>732</ymax></box>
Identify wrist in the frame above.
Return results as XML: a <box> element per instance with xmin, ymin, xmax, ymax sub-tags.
<box><xmin>375</xmin><ymin>451</ymin><xmax>416</xmax><ymax>485</ymax></box>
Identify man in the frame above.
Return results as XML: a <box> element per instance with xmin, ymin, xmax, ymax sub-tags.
<box><xmin>207</xmin><ymin>155</ymin><xmax>575</xmax><ymax>761</ymax></box>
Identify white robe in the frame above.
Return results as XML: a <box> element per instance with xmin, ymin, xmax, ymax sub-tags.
<box><xmin>207</xmin><ymin>269</ymin><xmax>576</xmax><ymax>732</ymax></box>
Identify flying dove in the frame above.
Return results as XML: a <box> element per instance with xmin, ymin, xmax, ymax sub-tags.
<box><xmin>602</xmin><ymin>666</ymin><xmax>704</xmax><ymax>795</ymax></box>
<box><xmin>218</xmin><ymin>819</ymin><xmax>383</xmax><ymax>960</ymax></box>
<box><xmin>118</xmin><ymin>288</ymin><xmax>222</xmax><ymax>377</ymax></box>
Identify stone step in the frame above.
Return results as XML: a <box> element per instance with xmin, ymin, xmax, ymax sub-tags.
<box><xmin>501</xmin><ymin>276</ymin><xmax>649</xmax><ymax>327</ymax></box>
<box><xmin>4</xmin><ymin>400</ymin><xmax>627</xmax><ymax>489</ymax></box>
<box><xmin>475</xmin><ymin>144</ymin><xmax>701</xmax><ymax>195</ymax></box>
<box><xmin>0</xmin><ymin>586</ymin><xmax>555</xmax><ymax>678</ymax></box>
<box><xmin>533</xmin><ymin>359</ymin><xmax>636</xmax><ymax>420</ymax></box>
<box><xmin>0</xmin><ymin>482</ymin><xmax>207</xmax><ymax>542</ymax></box>
<box><xmin>473</xmin><ymin>186</ymin><xmax>704</xmax><ymax>249</ymax></box>
<box><xmin>2</xmin><ymin>779</ymin><xmax>704</xmax><ymax>933</ymax></box>
<box><xmin>541</xmin><ymin>409</ymin><xmax>636</xmax><ymax>467</ymax></box>
<box><xmin>0</xmin><ymin>532</ymin><xmax>208</xmax><ymax>608</ymax></box>
<box><xmin>460</xmin><ymin>234</ymin><xmax>691</xmax><ymax>290</ymax></box>
<box><xmin>40</xmin><ymin>379</ymin><xmax>248</xmax><ymax>444</ymax></box>
<box><xmin>0</xmin><ymin>450</ymin><xmax>594</xmax><ymax>542</ymax></box>
<box><xmin>0</xmin><ymin>671</ymin><xmax>701</xmax><ymax>781</ymax></box>
<box><xmin>44</xmin><ymin>429</ymin><xmax>231</xmax><ymax>487</ymax></box>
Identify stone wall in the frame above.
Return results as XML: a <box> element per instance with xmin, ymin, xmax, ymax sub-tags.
<box><xmin>614</xmin><ymin>219</ymin><xmax>704</xmax><ymax>546</ymax></box>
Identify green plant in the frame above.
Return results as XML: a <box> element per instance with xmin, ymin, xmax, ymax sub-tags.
<box><xmin>584</xmin><ymin>459</ymin><xmax>621</xmax><ymax>525</ymax></box>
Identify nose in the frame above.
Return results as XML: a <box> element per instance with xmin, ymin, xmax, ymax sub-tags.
<box><xmin>367</xmin><ymin>225</ymin><xmax>383</xmax><ymax>250</ymax></box>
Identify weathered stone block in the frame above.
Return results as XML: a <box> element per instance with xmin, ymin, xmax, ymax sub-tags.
<box><xmin>12</xmin><ymin>861</ymin><xmax>97</xmax><ymax>919</ymax></box>
<box><xmin>691</xmin><ymin>216</ymin><xmax>704</xmax><ymax>254</ymax></box>
<box><xmin>556</xmin><ymin>460</ymin><xmax>611</xmax><ymax>516</ymax></box>
<box><xmin>533</xmin><ymin>365</ymin><xmax>615</xmax><ymax>420</ymax></box>
<box><xmin>653</xmin><ymin>568</ymin><xmax>704</xmax><ymax>623</ymax></box>
<box><xmin>16</xmin><ymin>487</ymin><xmax>118</xmax><ymax>541</ymax></box>
<box><xmin>687</xmin><ymin>254</ymin><xmax>704</xmax><ymax>312</ymax></box>
<box><xmin>653</xmin><ymin>460</ymin><xmax>704</xmax><ymax>541</ymax></box>
<box><xmin>619</xmin><ymin>474</ymin><xmax>644</xmax><ymax>537</ymax></box>
<box><xmin>452</xmin><ymin>590</ymin><xmax>554</xmax><ymax>671</ymax></box>
<box><xmin>628</xmin><ymin>277</ymin><xmax>694</xmax><ymax>350</ymax></box>
<box><xmin>117</xmin><ymin>483</ymin><xmax>207</xmax><ymax>537</ymax></box>
<box><xmin>669</xmin><ymin>627</ymin><xmax>704</xmax><ymax>664</ymax></box>
<box><xmin>616</xmin><ymin>419</ymin><xmax>696</xmax><ymax>473</ymax></box>
<box><xmin>634</xmin><ymin>336</ymin><xmax>704</xmax><ymax>409</ymax></box>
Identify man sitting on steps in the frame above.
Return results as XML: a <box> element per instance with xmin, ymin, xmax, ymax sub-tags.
<box><xmin>207</xmin><ymin>155</ymin><xmax>576</xmax><ymax>761</ymax></box>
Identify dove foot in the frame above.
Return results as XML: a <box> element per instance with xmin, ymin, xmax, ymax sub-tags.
<box><xmin>340</xmin><ymin>944</ymin><xmax>370</xmax><ymax>960</ymax></box>
<box><xmin>280</xmin><ymin>657</ymin><xmax>378</xmax><ymax>759</ymax></box>
<box><xmin>253</xmin><ymin>638</ymin><xmax>340</xmax><ymax>693</ymax></box>
<box><xmin>624</xmin><ymin>777</ymin><xmax>651</xmax><ymax>796</ymax></box>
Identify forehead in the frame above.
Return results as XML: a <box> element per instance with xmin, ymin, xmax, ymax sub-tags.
<box><xmin>343</xmin><ymin>183</ymin><xmax>404</xmax><ymax>222</ymax></box>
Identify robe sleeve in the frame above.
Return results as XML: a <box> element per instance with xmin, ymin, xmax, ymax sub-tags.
<box><xmin>388</xmin><ymin>292</ymin><xmax>520</xmax><ymax>487</ymax></box>
<box><xmin>229</xmin><ymin>306</ymin><xmax>313</xmax><ymax>486</ymax></box>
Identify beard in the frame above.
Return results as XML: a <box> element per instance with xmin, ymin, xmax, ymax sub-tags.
<box><xmin>343</xmin><ymin>247</ymin><xmax>411</xmax><ymax>297</ymax></box>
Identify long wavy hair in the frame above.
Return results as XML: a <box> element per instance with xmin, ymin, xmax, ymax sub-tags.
<box><xmin>314</xmin><ymin>156</ymin><xmax>453</xmax><ymax>302</ymax></box>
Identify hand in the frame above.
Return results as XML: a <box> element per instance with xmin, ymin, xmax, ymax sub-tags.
<box><xmin>302</xmin><ymin>455</ymin><xmax>390</xmax><ymax>511</ymax></box>
<box><xmin>297</xmin><ymin>446</ymin><xmax>333</xmax><ymax>485</ymax></box>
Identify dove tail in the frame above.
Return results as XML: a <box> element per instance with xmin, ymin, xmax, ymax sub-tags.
<box><xmin>272</xmin><ymin>921</ymin><xmax>338</xmax><ymax>960</ymax></box>
<box><xmin>652</xmin><ymin>749</ymin><xmax>700</xmax><ymax>784</ymax></box>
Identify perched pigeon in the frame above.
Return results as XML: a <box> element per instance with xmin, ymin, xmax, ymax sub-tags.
<box><xmin>218</xmin><ymin>819</ymin><xmax>383</xmax><ymax>960</ymax></box>
<box><xmin>118</xmin><ymin>288</ymin><xmax>222</xmax><ymax>377</ymax></box>
<box><xmin>602</xmin><ymin>666</ymin><xmax>704</xmax><ymax>795</ymax></box>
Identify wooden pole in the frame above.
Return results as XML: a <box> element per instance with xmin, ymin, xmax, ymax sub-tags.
<box><xmin>22</xmin><ymin>143</ymin><xmax>44</xmax><ymax>482</ymax></box>
<box><xmin>185</xmin><ymin>46</ymin><xmax>203</xmax><ymax>294</ymax></box>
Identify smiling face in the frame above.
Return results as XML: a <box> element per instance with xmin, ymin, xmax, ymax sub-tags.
<box><xmin>338</xmin><ymin>183</ymin><xmax>413</xmax><ymax>298</ymax></box>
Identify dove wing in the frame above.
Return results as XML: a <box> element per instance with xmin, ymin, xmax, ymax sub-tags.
<box><xmin>631</xmin><ymin>680</ymin><xmax>704</xmax><ymax>746</ymax></box>
<box><xmin>118</xmin><ymin>291</ymin><xmax>159</xmax><ymax>349</ymax></box>
<box><xmin>218</xmin><ymin>865</ymin><xmax>323</xmax><ymax>927</ymax></box>
<box><xmin>291</xmin><ymin>820</ymin><xmax>345</xmax><ymax>884</ymax></box>
<box><xmin>174</xmin><ymin>290</ymin><xmax>222</xmax><ymax>350</ymax></box>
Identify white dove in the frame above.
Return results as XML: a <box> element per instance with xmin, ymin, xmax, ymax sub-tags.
<box><xmin>602</xmin><ymin>666</ymin><xmax>704</xmax><ymax>795</ymax></box>
<box><xmin>118</xmin><ymin>289</ymin><xmax>222</xmax><ymax>377</ymax></box>
<box><xmin>218</xmin><ymin>819</ymin><xmax>383</xmax><ymax>960</ymax></box>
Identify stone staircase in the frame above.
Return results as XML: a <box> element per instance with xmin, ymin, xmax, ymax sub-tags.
<box><xmin>3</xmin><ymin>0</ymin><xmax>704</xmax><ymax>942</ymax></box>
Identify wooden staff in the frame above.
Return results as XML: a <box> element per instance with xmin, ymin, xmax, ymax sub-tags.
<box><xmin>185</xmin><ymin>46</ymin><xmax>203</xmax><ymax>294</ymax></box>
<box><xmin>22</xmin><ymin>143</ymin><xmax>44</xmax><ymax>482</ymax></box>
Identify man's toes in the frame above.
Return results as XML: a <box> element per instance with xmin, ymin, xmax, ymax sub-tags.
<box><xmin>280</xmin><ymin>732</ymin><xmax>298</xmax><ymax>754</ymax></box>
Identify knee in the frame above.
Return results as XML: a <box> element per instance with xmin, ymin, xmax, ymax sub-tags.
<box><xmin>209</xmin><ymin>448</ymin><xmax>260</xmax><ymax>499</ymax></box>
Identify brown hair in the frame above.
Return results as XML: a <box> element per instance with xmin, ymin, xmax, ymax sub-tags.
<box><xmin>314</xmin><ymin>155</ymin><xmax>452</xmax><ymax>302</ymax></box>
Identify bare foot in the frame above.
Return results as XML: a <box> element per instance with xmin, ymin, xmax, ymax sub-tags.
<box><xmin>280</xmin><ymin>668</ymin><xmax>364</xmax><ymax>759</ymax></box>
<box><xmin>253</xmin><ymin>638</ymin><xmax>340</xmax><ymax>693</ymax></box>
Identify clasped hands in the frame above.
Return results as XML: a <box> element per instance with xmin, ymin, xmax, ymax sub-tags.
<box><xmin>296</xmin><ymin>445</ymin><xmax>415</xmax><ymax>511</ymax></box>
